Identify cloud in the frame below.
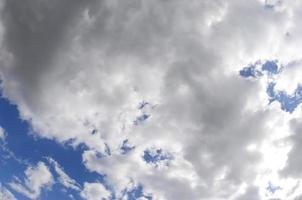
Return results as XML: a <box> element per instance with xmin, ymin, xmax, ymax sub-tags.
<box><xmin>0</xmin><ymin>126</ymin><xmax>5</xmax><ymax>141</ymax></box>
<box><xmin>0</xmin><ymin>126</ymin><xmax>27</xmax><ymax>165</ymax></box>
<box><xmin>0</xmin><ymin>184</ymin><xmax>16</xmax><ymax>200</ymax></box>
<box><xmin>80</xmin><ymin>182</ymin><xmax>111</xmax><ymax>200</ymax></box>
<box><xmin>9</xmin><ymin>161</ymin><xmax>54</xmax><ymax>199</ymax></box>
<box><xmin>47</xmin><ymin>157</ymin><xmax>81</xmax><ymax>191</ymax></box>
<box><xmin>1</xmin><ymin>0</ymin><xmax>302</xmax><ymax>199</ymax></box>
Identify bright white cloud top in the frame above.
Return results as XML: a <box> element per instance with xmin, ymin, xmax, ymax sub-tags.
<box><xmin>1</xmin><ymin>0</ymin><xmax>302</xmax><ymax>199</ymax></box>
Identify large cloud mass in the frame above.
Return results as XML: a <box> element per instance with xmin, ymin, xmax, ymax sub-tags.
<box><xmin>1</xmin><ymin>0</ymin><xmax>302</xmax><ymax>199</ymax></box>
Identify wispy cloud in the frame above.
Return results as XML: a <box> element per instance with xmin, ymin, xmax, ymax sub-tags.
<box><xmin>47</xmin><ymin>157</ymin><xmax>81</xmax><ymax>191</ymax></box>
<box><xmin>0</xmin><ymin>183</ymin><xmax>16</xmax><ymax>200</ymax></box>
<box><xmin>9</xmin><ymin>162</ymin><xmax>54</xmax><ymax>199</ymax></box>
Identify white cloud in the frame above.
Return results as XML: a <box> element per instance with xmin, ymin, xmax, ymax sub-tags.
<box><xmin>274</xmin><ymin>60</ymin><xmax>302</xmax><ymax>93</ymax></box>
<box><xmin>0</xmin><ymin>184</ymin><xmax>16</xmax><ymax>200</ymax></box>
<box><xmin>80</xmin><ymin>182</ymin><xmax>111</xmax><ymax>200</ymax></box>
<box><xmin>2</xmin><ymin>0</ymin><xmax>302</xmax><ymax>199</ymax></box>
<box><xmin>0</xmin><ymin>126</ymin><xmax>5</xmax><ymax>141</ymax></box>
<box><xmin>136</xmin><ymin>198</ymin><xmax>149</xmax><ymax>200</ymax></box>
<box><xmin>9</xmin><ymin>161</ymin><xmax>54</xmax><ymax>199</ymax></box>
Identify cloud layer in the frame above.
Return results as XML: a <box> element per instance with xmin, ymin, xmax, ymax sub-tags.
<box><xmin>2</xmin><ymin>0</ymin><xmax>302</xmax><ymax>199</ymax></box>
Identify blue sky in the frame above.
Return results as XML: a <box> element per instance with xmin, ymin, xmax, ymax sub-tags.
<box><xmin>2</xmin><ymin>0</ymin><xmax>302</xmax><ymax>200</ymax></box>
<box><xmin>239</xmin><ymin>60</ymin><xmax>302</xmax><ymax>113</ymax></box>
<box><xmin>0</xmin><ymin>94</ymin><xmax>152</xmax><ymax>199</ymax></box>
<box><xmin>0</xmin><ymin>94</ymin><xmax>89</xmax><ymax>200</ymax></box>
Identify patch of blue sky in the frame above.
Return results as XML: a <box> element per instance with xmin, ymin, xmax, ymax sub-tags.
<box><xmin>0</xmin><ymin>94</ymin><xmax>105</xmax><ymax>199</ymax></box>
<box><xmin>266</xmin><ymin>181</ymin><xmax>282</xmax><ymax>194</ymax></box>
<box><xmin>239</xmin><ymin>60</ymin><xmax>281</xmax><ymax>79</ymax></box>
<box><xmin>0</xmin><ymin>94</ymin><xmax>147</xmax><ymax>200</ymax></box>
<box><xmin>239</xmin><ymin>59</ymin><xmax>302</xmax><ymax>113</ymax></box>
<box><xmin>239</xmin><ymin>65</ymin><xmax>262</xmax><ymax>78</ymax></box>
<box><xmin>262</xmin><ymin>60</ymin><xmax>279</xmax><ymax>74</ymax></box>
<box><xmin>120</xmin><ymin>139</ymin><xmax>135</xmax><ymax>155</ymax></box>
<box><xmin>143</xmin><ymin>149</ymin><xmax>173</xmax><ymax>167</ymax></box>
<box><xmin>266</xmin><ymin>82</ymin><xmax>302</xmax><ymax>113</ymax></box>
<box><xmin>266</xmin><ymin>82</ymin><xmax>277</xmax><ymax>100</ymax></box>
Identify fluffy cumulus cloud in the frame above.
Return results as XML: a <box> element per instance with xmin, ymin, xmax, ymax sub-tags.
<box><xmin>2</xmin><ymin>0</ymin><xmax>302</xmax><ymax>199</ymax></box>
<box><xmin>81</xmin><ymin>182</ymin><xmax>111</xmax><ymax>200</ymax></box>
<box><xmin>9</xmin><ymin>161</ymin><xmax>54</xmax><ymax>199</ymax></box>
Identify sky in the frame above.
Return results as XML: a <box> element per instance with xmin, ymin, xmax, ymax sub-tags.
<box><xmin>2</xmin><ymin>0</ymin><xmax>302</xmax><ymax>199</ymax></box>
